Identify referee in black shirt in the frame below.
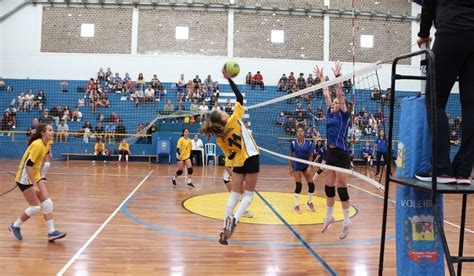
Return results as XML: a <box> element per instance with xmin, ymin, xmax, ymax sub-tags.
<box><xmin>416</xmin><ymin>0</ymin><xmax>474</xmax><ymax>185</ymax></box>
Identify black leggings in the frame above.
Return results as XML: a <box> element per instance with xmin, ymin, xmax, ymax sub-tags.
<box><xmin>427</xmin><ymin>31</ymin><xmax>474</xmax><ymax>177</ymax></box>
<box><xmin>376</xmin><ymin>151</ymin><xmax>387</xmax><ymax>173</ymax></box>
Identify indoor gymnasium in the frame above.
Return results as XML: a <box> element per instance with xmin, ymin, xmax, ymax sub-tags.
<box><xmin>0</xmin><ymin>0</ymin><xmax>473</xmax><ymax>275</ymax></box>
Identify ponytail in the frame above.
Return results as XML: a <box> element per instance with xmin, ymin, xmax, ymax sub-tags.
<box><xmin>199</xmin><ymin>110</ymin><xmax>230</xmax><ymax>139</ymax></box>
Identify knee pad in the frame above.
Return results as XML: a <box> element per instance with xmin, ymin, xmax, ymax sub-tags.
<box><xmin>308</xmin><ymin>182</ymin><xmax>315</xmax><ymax>193</ymax></box>
<box><xmin>176</xmin><ymin>170</ymin><xmax>183</xmax><ymax>176</ymax></box>
<box><xmin>325</xmin><ymin>185</ymin><xmax>336</xmax><ymax>198</ymax></box>
<box><xmin>25</xmin><ymin>205</ymin><xmax>41</xmax><ymax>217</ymax></box>
<box><xmin>337</xmin><ymin>187</ymin><xmax>350</xmax><ymax>202</ymax></box>
<box><xmin>187</xmin><ymin>167</ymin><xmax>193</xmax><ymax>175</ymax></box>
<box><xmin>294</xmin><ymin>182</ymin><xmax>302</xmax><ymax>194</ymax></box>
<box><xmin>42</xmin><ymin>198</ymin><xmax>53</xmax><ymax>214</ymax></box>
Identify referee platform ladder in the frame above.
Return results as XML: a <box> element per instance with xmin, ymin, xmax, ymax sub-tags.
<box><xmin>378</xmin><ymin>49</ymin><xmax>474</xmax><ymax>276</ymax></box>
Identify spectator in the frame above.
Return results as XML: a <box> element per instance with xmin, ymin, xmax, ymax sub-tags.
<box><xmin>177</xmin><ymin>73</ymin><xmax>187</xmax><ymax>94</ymax></box>
<box><xmin>113</xmin><ymin>72</ymin><xmax>123</xmax><ymax>93</ymax></box>
<box><xmin>185</xmin><ymin>80</ymin><xmax>194</xmax><ymax>101</ymax></box>
<box><xmin>295</xmin><ymin>111</ymin><xmax>307</xmax><ymax>129</ymax></box>
<box><xmin>297</xmin><ymin>73</ymin><xmax>306</xmax><ymax>90</ymax></box>
<box><xmin>50</xmin><ymin>105</ymin><xmax>62</xmax><ymax>126</ymax></box>
<box><xmin>224</xmin><ymin>99</ymin><xmax>233</xmax><ymax>114</ymax></box>
<box><xmin>288</xmin><ymin>72</ymin><xmax>296</xmax><ymax>87</ymax></box>
<box><xmin>285</xmin><ymin>115</ymin><xmax>296</xmax><ymax>135</ymax></box>
<box><xmin>146</xmin><ymin>123</ymin><xmax>157</xmax><ymax>144</ymax></box>
<box><xmin>316</xmin><ymin>106</ymin><xmax>326</xmax><ymax>121</ymax></box>
<box><xmin>176</xmin><ymin>100</ymin><xmax>186</xmax><ymax>112</ymax></box>
<box><xmin>144</xmin><ymin>84</ymin><xmax>155</xmax><ymax>106</ymax></box>
<box><xmin>277</xmin><ymin>112</ymin><xmax>287</xmax><ymax>126</ymax></box>
<box><xmin>27</xmin><ymin>118</ymin><xmax>38</xmax><ymax>137</ymax></box>
<box><xmin>15</xmin><ymin>92</ymin><xmax>25</xmax><ymax>111</ymax></box>
<box><xmin>24</xmin><ymin>90</ymin><xmax>35</xmax><ymax>111</ymax></box>
<box><xmin>361</xmin><ymin>141</ymin><xmax>374</xmax><ymax>167</ymax></box>
<box><xmin>1</xmin><ymin>110</ymin><xmax>15</xmax><ymax>136</ymax></box>
<box><xmin>39</xmin><ymin>109</ymin><xmax>53</xmax><ymax>125</ymax></box>
<box><xmin>204</xmin><ymin>75</ymin><xmax>213</xmax><ymax>93</ymax></box>
<box><xmin>450</xmin><ymin>130</ymin><xmax>460</xmax><ymax>146</ymax></box>
<box><xmin>95</xmin><ymin>122</ymin><xmax>105</xmax><ymax>140</ymax></box>
<box><xmin>191</xmin><ymin>134</ymin><xmax>204</xmax><ymax>166</ymax></box>
<box><xmin>105</xmin><ymin>122</ymin><xmax>116</xmax><ymax>143</ymax></box>
<box><xmin>371</xmin><ymin>88</ymin><xmax>381</xmax><ymax>101</ymax></box>
<box><xmin>251</xmin><ymin>71</ymin><xmax>265</xmax><ymax>90</ymax></box>
<box><xmin>72</xmin><ymin>106</ymin><xmax>83</xmax><ymax>122</ymax></box>
<box><xmin>56</xmin><ymin>119</ymin><xmax>69</xmax><ymax>142</ymax></box>
<box><xmin>131</xmin><ymin>88</ymin><xmax>144</xmax><ymax>107</ymax></box>
<box><xmin>154</xmin><ymin>79</ymin><xmax>164</xmax><ymax>101</ymax></box>
<box><xmin>123</xmin><ymin>72</ymin><xmax>132</xmax><ymax>87</ymax></box>
<box><xmin>111</xmin><ymin>112</ymin><xmax>121</xmax><ymax>123</ymax></box>
<box><xmin>198</xmin><ymin>100</ymin><xmax>209</xmax><ymax>124</ymax></box>
<box><xmin>0</xmin><ymin>77</ymin><xmax>5</xmax><ymax>90</ymax></box>
<box><xmin>454</xmin><ymin>115</ymin><xmax>462</xmax><ymax>134</ymax></box>
<box><xmin>60</xmin><ymin>80</ymin><xmax>69</xmax><ymax>92</ymax></box>
<box><xmin>60</xmin><ymin>105</ymin><xmax>70</xmax><ymax>122</ymax></box>
<box><xmin>136</xmin><ymin>123</ymin><xmax>147</xmax><ymax>144</ymax></box>
<box><xmin>245</xmin><ymin>72</ymin><xmax>252</xmax><ymax>85</ymax></box>
<box><xmin>82</xmin><ymin>121</ymin><xmax>93</xmax><ymax>143</ymax></box>
<box><xmin>105</xmin><ymin>67</ymin><xmax>113</xmax><ymax>84</ymax></box>
<box><xmin>136</xmin><ymin>73</ymin><xmax>145</xmax><ymax>90</ymax></box>
<box><xmin>310</xmin><ymin>126</ymin><xmax>321</xmax><ymax>140</ymax></box>
<box><xmin>307</xmin><ymin>74</ymin><xmax>314</xmax><ymax>86</ymax></box>
<box><xmin>86</xmin><ymin>78</ymin><xmax>96</xmax><ymax>97</ymax></box>
<box><xmin>193</xmin><ymin>75</ymin><xmax>202</xmax><ymax>92</ymax></box>
<box><xmin>163</xmin><ymin>100</ymin><xmax>174</xmax><ymax>114</ymax></box>
<box><xmin>78</xmin><ymin>97</ymin><xmax>85</xmax><ymax>108</ymax></box>
<box><xmin>115</xmin><ymin>121</ymin><xmax>126</xmax><ymax>143</ymax></box>
<box><xmin>35</xmin><ymin>90</ymin><xmax>46</xmax><ymax>110</ymax></box>
<box><xmin>97</xmin><ymin>68</ymin><xmax>105</xmax><ymax>82</ymax></box>
<box><xmin>190</xmin><ymin>99</ymin><xmax>199</xmax><ymax>113</ymax></box>
<box><xmin>150</xmin><ymin>74</ymin><xmax>160</xmax><ymax>90</ymax></box>
<box><xmin>277</xmin><ymin>74</ymin><xmax>289</xmax><ymax>92</ymax></box>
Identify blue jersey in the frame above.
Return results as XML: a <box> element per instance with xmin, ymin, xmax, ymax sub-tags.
<box><xmin>290</xmin><ymin>140</ymin><xmax>312</xmax><ymax>171</ymax></box>
<box><xmin>326</xmin><ymin>109</ymin><xmax>350</xmax><ymax>150</ymax></box>
<box><xmin>375</xmin><ymin>138</ymin><xmax>387</xmax><ymax>153</ymax></box>
<box><xmin>362</xmin><ymin>146</ymin><xmax>373</xmax><ymax>156</ymax></box>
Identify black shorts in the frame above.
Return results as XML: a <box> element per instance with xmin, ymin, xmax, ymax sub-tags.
<box><xmin>326</xmin><ymin>147</ymin><xmax>351</xmax><ymax>169</ymax></box>
<box><xmin>293</xmin><ymin>165</ymin><xmax>309</xmax><ymax>172</ymax></box>
<box><xmin>233</xmin><ymin>155</ymin><xmax>260</xmax><ymax>174</ymax></box>
<box><xmin>17</xmin><ymin>182</ymin><xmax>34</xmax><ymax>192</ymax></box>
<box><xmin>177</xmin><ymin>158</ymin><xmax>190</xmax><ymax>162</ymax></box>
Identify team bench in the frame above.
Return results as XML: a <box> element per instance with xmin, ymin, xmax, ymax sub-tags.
<box><xmin>61</xmin><ymin>153</ymin><xmax>158</xmax><ymax>163</ymax></box>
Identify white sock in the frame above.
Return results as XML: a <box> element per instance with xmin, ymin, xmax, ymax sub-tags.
<box><xmin>308</xmin><ymin>193</ymin><xmax>313</xmax><ymax>203</ymax></box>
<box><xmin>234</xmin><ymin>190</ymin><xmax>254</xmax><ymax>222</ymax></box>
<box><xmin>125</xmin><ymin>155</ymin><xmax>128</xmax><ymax>161</ymax></box>
<box><xmin>343</xmin><ymin>208</ymin><xmax>351</xmax><ymax>224</ymax></box>
<box><xmin>326</xmin><ymin>206</ymin><xmax>334</xmax><ymax>220</ymax></box>
<box><xmin>13</xmin><ymin>218</ymin><xmax>23</xmax><ymax>228</ymax></box>
<box><xmin>187</xmin><ymin>178</ymin><xmax>192</xmax><ymax>184</ymax></box>
<box><xmin>118</xmin><ymin>155</ymin><xmax>122</xmax><ymax>161</ymax></box>
<box><xmin>224</xmin><ymin>191</ymin><xmax>240</xmax><ymax>227</ymax></box>
<box><xmin>46</xmin><ymin>219</ymin><xmax>55</xmax><ymax>233</ymax></box>
<box><xmin>294</xmin><ymin>193</ymin><xmax>300</xmax><ymax>207</ymax></box>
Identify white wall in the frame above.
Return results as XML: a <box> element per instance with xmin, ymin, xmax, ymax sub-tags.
<box><xmin>1</xmin><ymin>3</ymin><xmax>427</xmax><ymax>92</ymax></box>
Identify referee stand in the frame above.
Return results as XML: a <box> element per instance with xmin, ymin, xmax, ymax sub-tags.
<box><xmin>378</xmin><ymin>49</ymin><xmax>474</xmax><ymax>276</ymax></box>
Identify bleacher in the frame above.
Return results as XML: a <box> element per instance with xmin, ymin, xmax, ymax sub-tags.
<box><xmin>0</xmin><ymin>78</ymin><xmax>462</xmax><ymax>163</ymax></box>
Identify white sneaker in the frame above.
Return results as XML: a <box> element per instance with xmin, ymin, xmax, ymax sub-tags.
<box><xmin>339</xmin><ymin>220</ymin><xmax>352</xmax><ymax>240</ymax></box>
<box><xmin>321</xmin><ymin>216</ymin><xmax>335</xmax><ymax>233</ymax></box>
<box><xmin>243</xmin><ymin>210</ymin><xmax>253</xmax><ymax>218</ymax></box>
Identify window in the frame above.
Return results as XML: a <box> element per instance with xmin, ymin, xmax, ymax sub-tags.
<box><xmin>360</xmin><ymin>35</ymin><xmax>374</xmax><ymax>48</ymax></box>
<box><xmin>175</xmin><ymin>26</ymin><xmax>189</xmax><ymax>40</ymax></box>
<box><xmin>80</xmin><ymin>23</ymin><xmax>95</xmax><ymax>38</ymax></box>
<box><xmin>271</xmin><ymin>30</ymin><xmax>284</xmax><ymax>43</ymax></box>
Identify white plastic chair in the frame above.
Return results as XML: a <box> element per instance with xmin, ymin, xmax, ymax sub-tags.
<box><xmin>205</xmin><ymin>143</ymin><xmax>217</xmax><ymax>166</ymax></box>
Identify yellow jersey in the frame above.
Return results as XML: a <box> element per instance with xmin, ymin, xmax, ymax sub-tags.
<box><xmin>15</xmin><ymin>139</ymin><xmax>48</xmax><ymax>184</ymax></box>
<box><xmin>95</xmin><ymin>142</ymin><xmax>105</xmax><ymax>153</ymax></box>
<box><xmin>177</xmin><ymin>137</ymin><xmax>192</xmax><ymax>160</ymax></box>
<box><xmin>119</xmin><ymin>142</ymin><xmax>130</xmax><ymax>152</ymax></box>
<box><xmin>216</xmin><ymin>102</ymin><xmax>259</xmax><ymax>167</ymax></box>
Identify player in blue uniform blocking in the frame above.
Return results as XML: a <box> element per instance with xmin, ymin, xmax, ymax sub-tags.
<box><xmin>289</xmin><ymin>127</ymin><xmax>316</xmax><ymax>214</ymax></box>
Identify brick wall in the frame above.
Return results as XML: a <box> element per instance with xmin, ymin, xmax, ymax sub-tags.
<box><xmin>329</xmin><ymin>17</ymin><xmax>411</xmax><ymax>64</ymax></box>
<box><xmin>41</xmin><ymin>7</ymin><xmax>132</xmax><ymax>54</ymax></box>
<box><xmin>330</xmin><ymin>0</ymin><xmax>411</xmax><ymax>15</ymax></box>
<box><xmin>234</xmin><ymin>13</ymin><xmax>324</xmax><ymax>60</ymax></box>
<box><xmin>138</xmin><ymin>10</ymin><xmax>228</xmax><ymax>56</ymax></box>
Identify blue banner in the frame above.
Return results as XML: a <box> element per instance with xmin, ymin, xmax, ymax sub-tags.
<box><xmin>395</xmin><ymin>96</ymin><xmax>444</xmax><ymax>275</ymax></box>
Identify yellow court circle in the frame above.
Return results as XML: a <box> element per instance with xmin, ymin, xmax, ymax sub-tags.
<box><xmin>183</xmin><ymin>192</ymin><xmax>357</xmax><ymax>225</ymax></box>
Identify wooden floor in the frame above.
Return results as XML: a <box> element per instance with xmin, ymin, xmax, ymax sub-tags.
<box><xmin>0</xmin><ymin>160</ymin><xmax>473</xmax><ymax>275</ymax></box>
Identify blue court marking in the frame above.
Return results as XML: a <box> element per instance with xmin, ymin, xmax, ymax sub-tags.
<box><xmin>255</xmin><ymin>190</ymin><xmax>337</xmax><ymax>276</ymax></box>
<box><xmin>121</xmin><ymin>188</ymin><xmax>395</xmax><ymax>249</ymax></box>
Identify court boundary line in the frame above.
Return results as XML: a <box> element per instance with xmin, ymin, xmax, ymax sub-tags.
<box><xmin>56</xmin><ymin>170</ymin><xmax>153</xmax><ymax>276</ymax></box>
<box><xmin>255</xmin><ymin>190</ymin><xmax>337</xmax><ymax>276</ymax></box>
<box><xmin>349</xmin><ymin>183</ymin><xmax>474</xmax><ymax>234</ymax></box>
